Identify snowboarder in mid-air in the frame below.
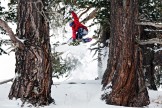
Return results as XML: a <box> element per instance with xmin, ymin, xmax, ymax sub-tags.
<box><xmin>69</xmin><ymin>11</ymin><xmax>91</xmax><ymax>45</ymax></box>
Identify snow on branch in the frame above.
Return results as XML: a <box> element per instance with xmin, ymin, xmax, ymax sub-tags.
<box><xmin>0</xmin><ymin>19</ymin><xmax>24</xmax><ymax>49</ymax></box>
<box><xmin>81</xmin><ymin>8</ymin><xmax>99</xmax><ymax>24</ymax></box>
<box><xmin>79</xmin><ymin>6</ymin><xmax>92</xmax><ymax>18</ymax></box>
<box><xmin>0</xmin><ymin>78</ymin><xmax>13</xmax><ymax>85</ymax></box>
<box><xmin>138</xmin><ymin>38</ymin><xmax>162</xmax><ymax>45</ymax></box>
<box><xmin>136</xmin><ymin>22</ymin><xmax>162</xmax><ymax>28</ymax></box>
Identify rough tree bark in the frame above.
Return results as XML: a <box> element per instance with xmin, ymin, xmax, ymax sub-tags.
<box><xmin>101</xmin><ymin>0</ymin><xmax>150</xmax><ymax>107</ymax></box>
<box><xmin>8</xmin><ymin>0</ymin><xmax>54</xmax><ymax>106</ymax></box>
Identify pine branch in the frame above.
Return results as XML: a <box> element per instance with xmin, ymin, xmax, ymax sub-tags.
<box><xmin>0</xmin><ymin>19</ymin><xmax>24</xmax><ymax>49</ymax></box>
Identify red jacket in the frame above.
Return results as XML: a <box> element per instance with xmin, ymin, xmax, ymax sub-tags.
<box><xmin>71</xmin><ymin>11</ymin><xmax>88</xmax><ymax>39</ymax></box>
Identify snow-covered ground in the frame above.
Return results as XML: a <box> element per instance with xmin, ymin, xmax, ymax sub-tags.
<box><xmin>0</xmin><ymin>43</ymin><xmax>162</xmax><ymax>108</ymax></box>
<box><xmin>54</xmin><ymin>42</ymin><xmax>98</xmax><ymax>81</ymax></box>
<box><xmin>0</xmin><ymin>80</ymin><xmax>162</xmax><ymax>108</ymax></box>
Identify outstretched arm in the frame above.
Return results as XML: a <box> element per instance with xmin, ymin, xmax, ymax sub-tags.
<box><xmin>71</xmin><ymin>11</ymin><xmax>79</xmax><ymax>22</ymax></box>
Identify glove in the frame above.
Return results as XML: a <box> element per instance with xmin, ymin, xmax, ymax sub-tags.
<box><xmin>69</xmin><ymin>40</ymin><xmax>80</xmax><ymax>46</ymax></box>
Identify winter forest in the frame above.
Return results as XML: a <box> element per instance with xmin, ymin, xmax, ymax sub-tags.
<box><xmin>0</xmin><ymin>0</ymin><xmax>162</xmax><ymax>108</ymax></box>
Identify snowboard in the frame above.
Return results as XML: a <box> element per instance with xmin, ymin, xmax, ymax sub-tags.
<box><xmin>82</xmin><ymin>37</ymin><xmax>92</xmax><ymax>43</ymax></box>
<box><xmin>68</xmin><ymin>37</ymin><xmax>92</xmax><ymax>46</ymax></box>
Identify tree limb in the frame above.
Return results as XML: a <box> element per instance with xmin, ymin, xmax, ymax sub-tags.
<box><xmin>137</xmin><ymin>38</ymin><xmax>162</xmax><ymax>45</ymax></box>
<box><xmin>81</xmin><ymin>8</ymin><xmax>99</xmax><ymax>24</ymax></box>
<box><xmin>0</xmin><ymin>19</ymin><xmax>24</xmax><ymax>49</ymax></box>
<box><xmin>78</xmin><ymin>6</ymin><xmax>92</xmax><ymax>18</ymax></box>
<box><xmin>0</xmin><ymin>78</ymin><xmax>13</xmax><ymax>85</ymax></box>
<box><xmin>136</xmin><ymin>22</ymin><xmax>162</xmax><ymax>28</ymax></box>
<box><xmin>64</xmin><ymin>0</ymin><xmax>77</xmax><ymax>5</ymax></box>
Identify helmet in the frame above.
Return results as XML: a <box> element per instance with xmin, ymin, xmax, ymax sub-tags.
<box><xmin>69</xmin><ymin>20</ymin><xmax>74</xmax><ymax>27</ymax></box>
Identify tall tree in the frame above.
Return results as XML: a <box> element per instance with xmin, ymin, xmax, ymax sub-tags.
<box><xmin>102</xmin><ymin>0</ymin><xmax>150</xmax><ymax>107</ymax></box>
<box><xmin>0</xmin><ymin>0</ymin><xmax>54</xmax><ymax>106</ymax></box>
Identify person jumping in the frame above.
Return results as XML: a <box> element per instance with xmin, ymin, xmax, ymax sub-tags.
<box><xmin>69</xmin><ymin>11</ymin><xmax>89</xmax><ymax>45</ymax></box>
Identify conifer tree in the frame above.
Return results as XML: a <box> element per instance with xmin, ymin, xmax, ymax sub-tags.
<box><xmin>102</xmin><ymin>0</ymin><xmax>150</xmax><ymax>107</ymax></box>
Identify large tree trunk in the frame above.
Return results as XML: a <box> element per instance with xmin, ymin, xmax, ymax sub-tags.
<box><xmin>102</xmin><ymin>0</ymin><xmax>150</xmax><ymax>107</ymax></box>
<box><xmin>8</xmin><ymin>0</ymin><xmax>54</xmax><ymax>106</ymax></box>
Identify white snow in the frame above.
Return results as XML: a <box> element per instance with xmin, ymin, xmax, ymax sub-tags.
<box><xmin>0</xmin><ymin>80</ymin><xmax>162</xmax><ymax>108</ymax></box>
<box><xmin>154</xmin><ymin>47</ymin><xmax>162</xmax><ymax>52</ymax></box>
<box><xmin>0</xmin><ymin>51</ymin><xmax>15</xmax><ymax>81</ymax></box>
<box><xmin>0</xmin><ymin>40</ymin><xmax>162</xmax><ymax>108</ymax></box>
<box><xmin>55</xmin><ymin>43</ymin><xmax>98</xmax><ymax>81</ymax></box>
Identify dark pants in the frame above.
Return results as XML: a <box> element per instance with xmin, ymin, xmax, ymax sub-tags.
<box><xmin>76</xmin><ymin>28</ymin><xmax>88</xmax><ymax>39</ymax></box>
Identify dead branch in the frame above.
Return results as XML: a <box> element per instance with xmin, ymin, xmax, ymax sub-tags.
<box><xmin>0</xmin><ymin>78</ymin><xmax>13</xmax><ymax>85</ymax></box>
<box><xmin>64</xmin><ymin>0</ymin><xmax>77</xmax><ymax>5</ymax></box>
<box><xmin>79</xmin><ymin>6</ymin><xmax>92</xmax><ymax>18</ymax></box>
<box><xmin>136</xmin><ymin>22</ymin><xmax>162</xmax><ymax>28</ymax></box>
<box><xmin>91</xmin><ymin>40</ymin><xmax>99</xmax><ymax>47</ymax></box>
<box><xmin>0</xmin><ymin>19</ymin><xmax>24</xmax><ymax>49</ymax></box>
<box><xmin>81</xmin><ymin>8</ymin><xmax>99</xmax><ymax>24</ymax></box>
<box><xmin>137</xmin><ymin>38</ymin><xmax>162</xmax><ymax>45</ymax></box>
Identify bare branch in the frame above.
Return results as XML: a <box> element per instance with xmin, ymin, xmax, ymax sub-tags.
<box><xmin>137</xmin><ymin>38</ymin><xmax>162</xmax><ymax>45</ymax></box>
<box><xmin>78</xmin><ymin>6</ymin><xmax>92</xmax><ymax>18</ymax></box>
<box><xmin>0</xmin><ymin>78</ymin><xmax>13</xmax><ymax>85</ymax></box>
<box><xmin>90</xmin><ymin>40</ymin><xmax>99</xmax><ymax>47</ymax></box>
<box><xmin>0</xmin><ymin>19</ymin><xmax>16</xmax><ymax>42</ymax></box>
<box><xmin>136</xmin><ymin>22</ymin><xmax>162</xmax><ymax>28</ymax></box>
<box><xmin>81</xmin><ymin>8</ymin><xmax>99</xmax><ymax>24</ymax></box>
<box><xmin>0</xmin><ymin>19</ymin><xmax>24</xmax><ymax>49</ymax></box>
